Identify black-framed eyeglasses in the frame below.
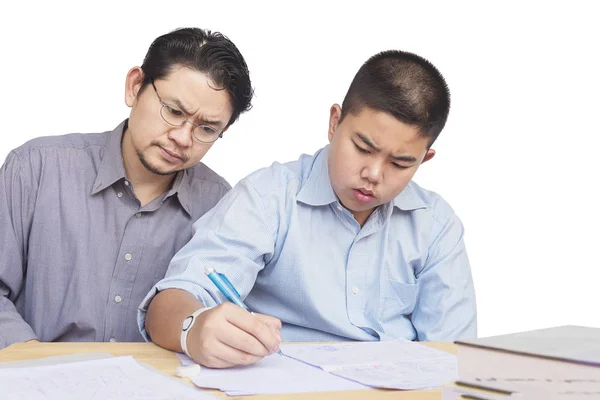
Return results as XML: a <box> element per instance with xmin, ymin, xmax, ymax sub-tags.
<box><xmin>151</xmin><ymin>81</ymin><xmax>223</xmax><ymax>143</ymax></box>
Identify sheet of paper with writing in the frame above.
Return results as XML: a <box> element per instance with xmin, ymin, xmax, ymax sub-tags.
<box><xmin>177</xmin><ymin>352</ymin><xmax>366</xmax><ymax>396</ymax></box>
<box><xmin>280</xmin><ymin>339</ymin><xmax>458</xmax><ymax>390</ymax></box>
<box><xmin>0</xmin><ymin>356</ymin><xmax>217</xmax><ymax>400</ymax></box>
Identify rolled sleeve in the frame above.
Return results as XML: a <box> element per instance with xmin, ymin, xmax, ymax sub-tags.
<box><xmin>137</xmin><ymin>176</ymin><xmax>276</xmax><ymax>341</ymax></box>
<box><xmin>137</xmin><ymin>278</ymin><xmax>218</xmax><ymax>342</ymax></box>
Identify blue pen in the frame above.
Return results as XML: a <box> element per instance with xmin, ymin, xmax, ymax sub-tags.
<box><xmin>204</xmin><ymin>266</ymin><xmax>283</xmax><ymax>356</ymax></box>
<box><xmin>205</xmin><ymin>266</ymin><xmax>248</xmax><ymax>310</ymax></box>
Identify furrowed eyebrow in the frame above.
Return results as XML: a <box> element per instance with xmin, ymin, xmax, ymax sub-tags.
<box><xmin>356</xmin><ymin>132</ymin><xmax>417</xmax><ymax>163</ymax></box>
<box><xmin>169</xmin><ymin>99</ymin><xmax>224</xmax><ymax>128</ymax></box>
<box><xmin>199</xmin><ymin>117</ymin><xmax>223</xmax><ymax>127</ymax></box>
<box><xmin>170</xmin><ymin>99</ymin><xmax>192</xmax><ymax>116</ymax></box>
<box><xmin>356</xmin><ymin>133</ymin><xmax>381</xmax><ymax>151</ymax></box>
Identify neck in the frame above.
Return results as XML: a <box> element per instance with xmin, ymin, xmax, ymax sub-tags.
<box><xmin>121</xmin><ymin>130</ymin><xmax>176</xmax><ymax>206</ymax></box>
<box><xmin>353</xmin><ymin>208</ymin><xmax>375</xmax><ymax>228</ymax></box>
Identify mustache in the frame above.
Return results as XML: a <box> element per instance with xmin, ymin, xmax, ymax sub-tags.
<box><xmin>152</xmin><ymin>141</ymin><xmax>190</xmax><ymax>163</ymax></box>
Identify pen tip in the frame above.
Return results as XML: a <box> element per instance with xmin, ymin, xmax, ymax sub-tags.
<box><xmin>204</xmin><ymin>266</ymin><xmax>214</xmax><ymax>275</ymax></box>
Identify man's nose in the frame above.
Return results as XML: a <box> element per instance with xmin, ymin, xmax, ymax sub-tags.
<box><xmin>168</xmin><ymin>122</ymin><xmax>194</xmax><ymax>148</ymax></box>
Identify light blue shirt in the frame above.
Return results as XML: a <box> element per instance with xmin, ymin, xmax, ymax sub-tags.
<box><xmin>138</xmin><ymin>146</ymin><xmax>477</xmax><ymax>342</ymax></box>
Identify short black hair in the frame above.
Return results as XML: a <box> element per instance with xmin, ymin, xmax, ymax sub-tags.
<box><xmin>140</xmin><ymin>27</ymin><xmax>253</xmax><ymax>128</ymax></box>
<box><xmin>341</xmin><ymin>50</ymin><xmax>450</xmax><ymax>146</ymax></box>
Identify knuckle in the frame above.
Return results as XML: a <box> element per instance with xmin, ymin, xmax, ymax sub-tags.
<box><xmin>252</xmin><ymin>318</ymin><xmax>268</xmax><ymax>333</ymax></box>
<box><xmin>239</xmin><ymin>353</ymin><xmax>254</xmax><ymax>365</ymax></box>
<box><xmin>271</xmin><ymin>319</ymin><xmax>282</xmax><ymax>329</ymax></box>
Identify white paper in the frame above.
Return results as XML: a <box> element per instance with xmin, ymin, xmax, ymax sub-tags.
<box><xmin>0</xmin><ymin>356</ymin><xmax>217</xmax><ymax>400</ymax></box>
<box><xmin>0</xmin><ymin>353</ymin><xmax>113</xmax><ymax>369</ymax></box>
<box><xmin>177</xmin><ymin>352</ymin><xmax>366</xmax><ymax>395</ymax></box>
<box><xmin>280</xmin><ymin>339</ymin><xmax>458</xmax><ymax>389</ymax></box>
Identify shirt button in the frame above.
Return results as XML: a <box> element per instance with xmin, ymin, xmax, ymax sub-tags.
<box><xmin>124</xmin><ymin>180</ymin><xmax>130</xmax><ymax>186</ymax></box>
<box><xmin>352</xmin><ymin>286</ymin><xmax>360</xmax><ymax>295</ymax></box>
<box><xmin>124</xmin><ymin>253</ymin><xmax>132</xmax><ymax>261</ymax></box>
<box><xmin>114</xmin><ymin>295</ymin><xmax>122</xmax><ymax>303</ymax></box>
<box><xmin>135</xmin><ymin>213</ymin><xmax>142</xmax><ymax>218</ymax></box>
<box><xmin>337</xmin><ymin>205</ymin><xmax>343</xmax><ymax>211</ymax></box>
<box><xmin>109</xmin><ymin>338</ymin><xmax>117</xmax><ymax>343</ymax></box>
<box><xmin>117</xmin><ymin>192</ymin><xmax>123</xmax><ymax>198</ymax></box>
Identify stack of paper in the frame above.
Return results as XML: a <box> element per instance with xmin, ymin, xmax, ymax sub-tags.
<box><xmin>281</xmin><ymin>338</ymin><xmax>458</xmax><ymax>390</ymax></box>
<box><xmin>0</xmin><ymin>356</ymin><xmax>217</xmax><ymax>400</ymax></box>
<box><xmin>445</xmin><ymin>325</ymin><xmax>600</xmax><ymax>398</ymax></box>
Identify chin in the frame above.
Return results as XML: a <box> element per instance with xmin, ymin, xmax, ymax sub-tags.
<box><xmin>142</xmin><ymin>160</ymin><xmax>179</xmax><ymax>176</ymax></box>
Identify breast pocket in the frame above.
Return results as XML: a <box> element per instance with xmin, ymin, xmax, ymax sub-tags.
<box><xmin>378</xmin><ymin>279</ymin><xmax>418</xmax><ymax>326</ymax></box>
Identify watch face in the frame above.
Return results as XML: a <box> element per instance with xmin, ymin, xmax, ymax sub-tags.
<box><xmin>182</xmin><ymin>316</ymin><xmax>193</xmax><ymax>331</ymax></box>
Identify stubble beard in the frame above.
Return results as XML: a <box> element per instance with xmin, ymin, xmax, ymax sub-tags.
<box><xmin>136</xmin><ymin>148</ymin><xmax>177</xmax><ymax>177</ymax></box>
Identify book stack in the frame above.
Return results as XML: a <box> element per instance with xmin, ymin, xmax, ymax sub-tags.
<box><xmin>442</xmin><ymin>325</ymin><xmax>600</xmax><ymax>399</ymax></box>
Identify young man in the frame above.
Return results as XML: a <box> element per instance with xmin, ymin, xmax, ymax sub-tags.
<box><xmin>0</xmin><ymin>28</ymin><xmax>253</xmax><ymax>349</ymax></box>
<box><xmin>141</xmin><ymin>50</ymin><xmax>477</xmax><ymax>368</ymax></box>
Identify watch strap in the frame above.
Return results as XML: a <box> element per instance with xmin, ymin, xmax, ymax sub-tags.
<box><xmin>180</xmin><ymin>306</ymin><xmax>212</xmax><ymax>358</ymax></box>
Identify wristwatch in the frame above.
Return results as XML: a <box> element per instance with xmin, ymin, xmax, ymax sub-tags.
<box><xmin>180</xmin><ymin>306</ymin><xmax>213</xmax><ymax>358</ymax></box>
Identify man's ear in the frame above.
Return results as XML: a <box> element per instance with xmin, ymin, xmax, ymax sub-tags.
<box><xmin>125</xmin><ymin>67</ymin><xmax>145</xmax><ymax>107</ymax></box>
<box><xmin>422</xmin><ymin>148</ymin><xmax>436</xmax><ymax>164</ymax></box>
<box><xmin>218</xmin><ymin>123</ymin><xmax>231</xmax><ymax>139</ymax></box>
<box><xmin>328</xmin><ymin>104</ymin><xmax>342</xmax><ymax>143</ymax></box>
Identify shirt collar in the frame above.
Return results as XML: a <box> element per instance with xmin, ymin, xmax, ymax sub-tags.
<box><xmin>296</xmin><ymin>145</ymin><xmax>427</xmax><ymax>212</ymax></box>
<box><xmin>392</xmin><ymin>184</ymin><xmax>428</xmax><ymax>211</ymax></box>
<box><xmin>167</xmin><ymin>170</ymin><xmax>193</xmax><ymax>217</ymax></box>
<box><xmin>91</xmin><ymin>119</ymin><xmax>193</xmax><ymax>217</ymax></box>
<box><xmin>296</xmin><ymin>146</ymin><xmax>338</xmax><ymax>206</ymax></box>
<box><xmin>91</xmin><ymin>120</ymin><xmax>128</xmax><ymax>195</ymax></box>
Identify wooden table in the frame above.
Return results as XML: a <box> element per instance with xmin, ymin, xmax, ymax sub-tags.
<box><xmin>0</xmin><ymin>341</ymin><xmax>456</xmax><ymax>399</ymax></box>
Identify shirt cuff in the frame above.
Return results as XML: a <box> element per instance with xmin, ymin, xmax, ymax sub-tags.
<box><xmin>137</xmin><ymin>279</ymin><xmax>219</xmax><ymax>342</ymax></box>
<box><xmin>0</xmin><ymin>313</ymin><xmax>38</xmax><ymax>349</ymax></box>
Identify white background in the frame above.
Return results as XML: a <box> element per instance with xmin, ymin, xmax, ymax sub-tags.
<box><xmin>1</xmin><ymin>1</ymin><xmax>598</xmax><ymax>337</ymax></box>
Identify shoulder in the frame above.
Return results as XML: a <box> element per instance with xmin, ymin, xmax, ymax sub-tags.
<box><xmin>10</xmin><ymin>131</ymin><xmax>110</xmax><ymax>160</ymax></box>
<box><xmin>5</xmin><ymin>131</ymin><xmax>110</xmax><ymax>178</ymax></box>
<box><xmin>402</xmin><ymin>181</ymin><xmax>457</xmax><ymax>226</ymax></box>
<box><xmin>186</xmin><ymin>162</ymin><xmax>231</xmax><ymax>192</ymax></box>
<box><xmin>244</xmin><ymin>151</ymin><xmax>318</xmax><ymax>197</ymax></box>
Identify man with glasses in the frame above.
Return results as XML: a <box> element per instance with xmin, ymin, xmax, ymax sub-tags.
<box><xmin>0</xmin><ymin>27</ymin><xmax>256</xmax><ymax>348</ymax></box>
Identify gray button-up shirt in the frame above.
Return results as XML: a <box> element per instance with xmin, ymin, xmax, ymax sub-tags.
<box><xmin>0</xmin><ymin>121</ymin><xmax>230</xmax><ymax>349</ymax></box>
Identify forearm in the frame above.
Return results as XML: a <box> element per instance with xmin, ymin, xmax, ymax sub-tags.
<box><xmin>145</xmin><ymin>288</ymin><xmax>205</xmax><ymax>352</ymax></box>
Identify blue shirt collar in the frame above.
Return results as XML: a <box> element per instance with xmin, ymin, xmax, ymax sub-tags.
<box><xmin>296</xmin><ymin>146</ymin><xmax>338</xmax><ymax>206</ymax></box>
<box><xmin>393</xmin><ymin>184</ymin><xmax>428</xmax><ymax>211</ymax></box>
<box><xmin>296</xmin><ymin>145</ymin><xmax>427</xmax><ymax>212</ymax></box>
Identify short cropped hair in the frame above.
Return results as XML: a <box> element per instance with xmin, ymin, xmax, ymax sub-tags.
<box><xmin>341</xmin><ymin>50</ymin><xmax>450</xmax><ymax>146</ymax></box>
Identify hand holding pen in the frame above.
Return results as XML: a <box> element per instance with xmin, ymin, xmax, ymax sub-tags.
<box><xmin>205</xmin><ymin>267</ymin><xmax>283</xmax><ymax>356</ymax></box>
<box><xmin>179</xmin><ymin>268</ymin><xmax>282</xmax><ymax>369</ymax></box>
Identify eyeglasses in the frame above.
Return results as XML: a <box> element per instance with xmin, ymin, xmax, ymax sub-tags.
<box><xmin>151</xmin><ymin>81</ymin><xmax>223</xmax><ymax>143</ymax></box>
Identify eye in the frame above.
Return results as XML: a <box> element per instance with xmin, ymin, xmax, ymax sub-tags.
<box><xmin>353</xmin><ymin>142</ymin><xmax>370</xmax><ymax>154</ymax></box>
<box><xmin>392</xmin><ymin>163</ymin><xmax>410</xmax><ymax>170</ymax></box>
<box><xmin>166</xmin><ymin>106</ymin><xmax>184</xmax><ymax>117</ymax></box>
<box><xmin>199</xmin><ymin>125</ymin><xmax>218</xmax><ymax>135</ymax></box>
